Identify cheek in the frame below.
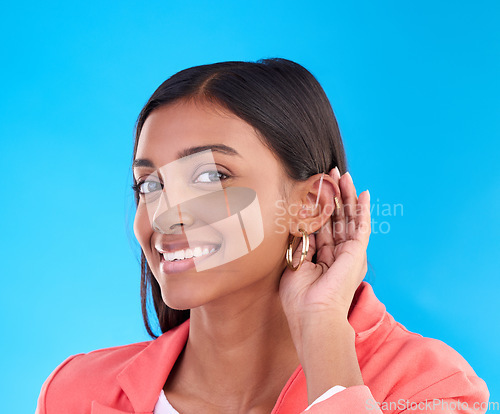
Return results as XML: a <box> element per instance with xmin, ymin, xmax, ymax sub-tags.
<box><xmin>259</xmin><ymin>190</ymin><xmax>291</xmax><ymax>240</ymax></box>
<box><xmin>232</xmin><ymin>196</ymin><xmax>289</xmax><ymax>272</ymax></box>
<box><xmin>262</xmin><ymin>210</ymin><xmax>289</xmax><ymax>260</ymax></box>
<box><xmin>133</xmin><ymin>206</ymin><xmax>152</xmax><ymax>254</ymax></box>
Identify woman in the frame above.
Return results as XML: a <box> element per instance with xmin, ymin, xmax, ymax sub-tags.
<box><xmin>36</xmin><ymin>58</ymin><xmax>489</xmax><ymax>413</ymax></box>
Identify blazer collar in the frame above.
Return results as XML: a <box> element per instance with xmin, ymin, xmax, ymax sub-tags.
<box><xmin>115</xmin><ymin>320</ymin><xmax>191</xmax><ymax>413</ymax></box>
<box><xmin>103</xmin><ymin>281</ymin><xmax>386</xmax><ymax>413</ymax></box>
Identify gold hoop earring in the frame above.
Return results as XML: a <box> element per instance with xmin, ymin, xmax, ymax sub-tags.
<box><xmin>286</xmin><ymin>228</ymin><xmax>310</xmax><ymax>271</ymax></box>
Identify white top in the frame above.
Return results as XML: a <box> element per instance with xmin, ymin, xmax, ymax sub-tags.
<box><xmin>154</xmin><ymin>390</ymin><xmax>180</xmax><ymax>414</ymax></box>
<box><xmin>153</xmin><ymin>385</ymin><xmax>346</xmax><ymax>413</ymax></box>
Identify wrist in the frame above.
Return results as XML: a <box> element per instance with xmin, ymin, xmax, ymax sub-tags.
<box><xmin>291</xmin><ymin>316</ymin><xmax>362</xmax><ymax>404</ymax></box>
<box><xmin>288</xmin><ymin>310</ymin><xmax>352</xmax><ymax>353</ymax></box>
<box><xmin>296</xmin><ymin>315</ymin><xmax>354</xmax><ymax>359</ymax></box>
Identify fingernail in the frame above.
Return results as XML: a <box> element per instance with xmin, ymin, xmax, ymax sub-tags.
<box><xmin>345</xmin><ymin>171</ymin><xmax>353</xmax><ymax>182</ymax></box>
<box><xmin>333</xmin><ymin>166</ymin><xmax>341</xmax><ymax>180</ymax></box>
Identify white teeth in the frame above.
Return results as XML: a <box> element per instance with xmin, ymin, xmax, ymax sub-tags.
<box><xmin>162</xmin><ymin>245</ymin><xmax>218</xmax><ymax>262</ymax></box>
<box><xmin>193</xmin><ymin>247</ymin><xmax>203</xmax><ymax>257</ymax></box>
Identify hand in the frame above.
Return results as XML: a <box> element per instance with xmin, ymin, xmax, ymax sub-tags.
<box><xmin>279</xmin><ymin>169</ymin><xmax>371</xmax><ymax>333</ymax></box>
<box><xmin>278</xmin><ymin>168</ymin><xmax>370</xmax><ymax>397</ymax></box>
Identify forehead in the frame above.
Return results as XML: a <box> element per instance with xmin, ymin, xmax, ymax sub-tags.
<box><xmin>135</xmin><ymin>99</ymin><xmax>264</xmax><ymax>164</ymax></box>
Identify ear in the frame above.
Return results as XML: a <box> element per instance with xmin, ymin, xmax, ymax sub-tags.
<box><xmin>289</xmin><ymin>173</ymin><xmax>339</xmax><ymax>237</ymax></box>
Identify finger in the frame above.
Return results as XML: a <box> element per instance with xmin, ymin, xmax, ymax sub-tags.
<box><xmin>341</xmin><ymin>172</ymin><xmax>358</xmax><ymax>241</ymax></box>
<box><xmin>355</xmin><ymin>189</ymin><xmax>371</xmax><ymax>247</ymax></box>
<box><xmin>315</xmin><ymin>215</ymin><xmax>334</xmax><ymax>253</ymax></box>
<box><xmin>315</xmin><ymin>220</ymin><xmax>335</xmax><ymax>268</ymax></box>
<box><xmin>305</xmin><ymin>231</ymin><xmax>315</xmax><ymax>262</ymax></box>
<box><xmin>363</xmin><ymin>252</ymin><xmax>368</xmax><ymax>277</ymax></box>
<box><xmin>331</xmin><ymin>172</ymin><xmax>347</xmax><ymax>245</ymax></box>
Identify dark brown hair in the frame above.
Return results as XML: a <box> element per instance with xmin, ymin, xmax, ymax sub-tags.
<box><xmin>131</xmin><ymin>58</ymin><xmax>348</xmax><ymax>338</ymax></box>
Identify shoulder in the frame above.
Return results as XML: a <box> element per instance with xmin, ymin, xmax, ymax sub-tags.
<box><xmin>362</xmin><ymin>311</ymin><xmax>489</xmax><ymax>406</ymax></box>
<box><xmin>54</xmin><ymin>339</ymin><xmax>152</xmax><ymax>382</ymax></box>
<box><xmin>36</xmin><ymin>340</ymin><xmax>152</xmax><ymax>414</ymax></box>
<box><xmin>379</xmin><ymin>317</ymin><xmax>477</xmax><ymax>377</ymax></box>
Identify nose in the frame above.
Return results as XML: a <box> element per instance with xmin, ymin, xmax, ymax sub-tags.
<box><xmin>151</xmin><ymin>194</ymin><xmax>195</xmax><ymax>234</ymax></box>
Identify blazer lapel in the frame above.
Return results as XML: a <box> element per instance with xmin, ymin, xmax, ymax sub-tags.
<box><xmin>91</xmin><ymin>319</ymin><xmax>190</xmax><ymax>414</ymax></box>
<box><xmin>91</xmin><ymin>400</ymin><xmax>141</xmax><ymax>413</ymax></box>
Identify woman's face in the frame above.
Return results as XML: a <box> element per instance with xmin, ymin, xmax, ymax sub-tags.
<box><xmin>133</xmin><ymin>99</ymin><xmax>299</xmax><ymax>310</ymax></box>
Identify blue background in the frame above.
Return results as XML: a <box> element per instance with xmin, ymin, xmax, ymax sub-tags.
<box><xmin>1</xmin><ymin>1</ymin><xmax>498</xmax><ymax>411</ymax></box>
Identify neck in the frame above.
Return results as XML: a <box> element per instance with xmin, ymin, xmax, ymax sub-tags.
<box><xmin>179</xmin><ymin>275</ymin><xmax>300</xmax><ymax>409</ymax></box>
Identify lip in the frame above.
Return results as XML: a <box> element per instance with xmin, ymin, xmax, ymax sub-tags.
<box><xmin>159</xmin><ymin>243</ymin><xmax>222</xmax><ymax>274</ymax></box>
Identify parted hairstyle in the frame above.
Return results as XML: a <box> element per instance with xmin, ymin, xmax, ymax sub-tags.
<box><xmin>131</xmin><ymin>58</ymin><xmax>348</xmax><ymax>339</ymax></box>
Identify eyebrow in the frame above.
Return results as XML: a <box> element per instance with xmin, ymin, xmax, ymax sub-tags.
<box><xmin>132</xmin><ymin>144</ymin><xmax>242</xmax><ymax>169</ymax></box>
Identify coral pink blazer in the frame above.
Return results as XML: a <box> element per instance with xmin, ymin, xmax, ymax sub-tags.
<box><xmin>36</xmin><ymin>282</ymin><xmax>489</xmax><ymax>413</ymax></box>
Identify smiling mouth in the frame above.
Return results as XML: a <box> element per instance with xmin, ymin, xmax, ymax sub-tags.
<box><xmin>159</xmin><ymin>244</ymin><xmax>222</xmax><ymax>262</ymax></box>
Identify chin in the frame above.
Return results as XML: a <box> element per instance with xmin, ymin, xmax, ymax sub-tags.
<box><xmin>160</xmin><ymin>288</ymin><xmax>209</xmax><ymax>311</ymax></box>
